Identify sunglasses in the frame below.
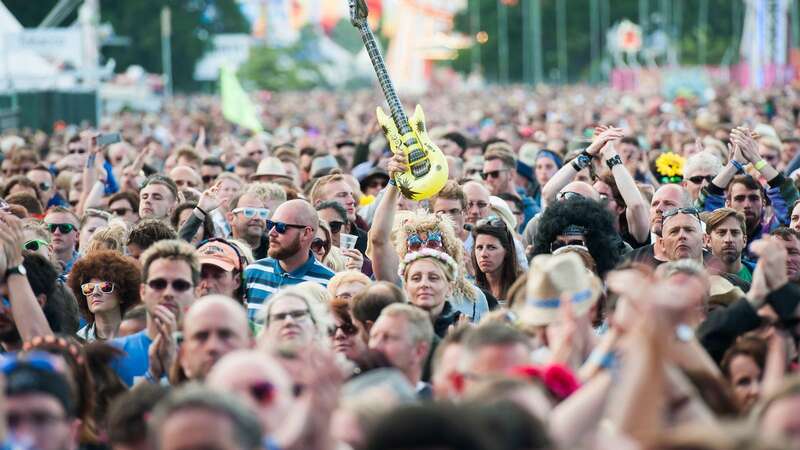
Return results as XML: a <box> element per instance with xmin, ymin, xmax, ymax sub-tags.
<box><xmin>368</xmin><ymin>179</ymin><xmax>388</xmax><ymax>188</ymax></box>
<box><xmin>23</xmin><ymin>239</ymin><xmax>49</xmax><ymax>252</ymax></box>
<box><xmin>38</xmin><ymin>182</ymin><xmax>51</xmax><ymax>192</ymax></box>
<box><xmin>328</xmin><ymin>221</ymin><xmax>345</xmax><ymax>234</ymax></box>
<box><xmin>248</xmin><ymin>150</ymin><xmax>264</xmax><ymax>158</ymax></box>
<box><xmin>249</xmin><ymin>381</ymin><xmax>275</xmax><ymax>404</ymax></box>
<box><xmin>201</xmin><ymin>175</ymin><xmax>216</xmax><ymax>184</ymax></box>
<box><xmin>311</xmin><ymin>237</ymin><xmax>329</xmax><ymax>253</ymax></box>
<box><xmin>480</xmin><ymin>169</ymin><xmax>507</xmax><ymax>180</ymax></box>
<box><xmin>270</xmin><ymin>309</ymin><xmax>310</xmax><ymax>322</ymax></box>
<box><xmin>47</xmin><ymin>223</ymin><xmax>76</xmax><ymax>234</ymax></box>
<box><xmin>81</xmin><ymin>281</ymin><xmax>115</xmax><ymax>296</ymax></box>
<box><xmin>687</xmin><ymin>175</ymin><xmax>714</xmax><ymax>185</ymax></box>
<box><xmin>328</xmin><ymin>322</ymin><xmax>358</xmax><ymax>337</ymax></box>
<box><xmin>147</xmin><ymin>278</ymin><xmax>193</xmax><ymax>292</ymax></box>
<box><xmin>233</xmin><ymin>207</ymin><xmax>270</xmax><ymax>220</ymax></box>
<box><xmin>266</xmin><ymin>220</ymin><xmax>308</xmax><ymax>234</ymax></box>
<box><xmin>68</xmin><ymin>147</ymin><xmax>86</xmax><ymax>155</ymax></box>
<box><xmin>550</xmin><ymin>239</ymin><xmax>586</xmax><ymax>252</ymax></box>
<box><xmin>407</xmin><ymin>230</ymin><xmax>444</xmax><ymax>252</ymax></box>
<box><xmin>557</xmin><ymin>191</ymin><xmax>585</xmax><ymax>201</ymax></box>
<box><xmin>110</xmin><ymin>207</ymin><xmax>132</xmax><ymax>216</ymax></box>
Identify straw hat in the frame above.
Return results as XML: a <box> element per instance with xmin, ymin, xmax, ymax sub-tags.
<box><xmin>252</xmin><ymin>157</ymin><xmax>292</xmax><ymax>181</ymax></box>
<box><xmin>708</xmin><ymin>275</ymin><xmax>745</xmax><ymax>309</ymax></box>
<box><xmin>515</xmin><ymin>253</ymin><xmax>602</xmax><ymax>326</ymax></box>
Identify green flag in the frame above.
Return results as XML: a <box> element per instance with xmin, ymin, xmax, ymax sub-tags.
<box><xmin>220</xmin><ymin>67</ymin><xmax>263</xmax><ymax>133</ymax></box>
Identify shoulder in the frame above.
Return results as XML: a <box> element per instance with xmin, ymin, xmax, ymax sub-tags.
<box><xmin>310</xmin><ymin>260</ymin><xmax>336</xmax><ymax>279</ymax></box>
<box><xmin>111</xmin><ymin>330</ymin><xmax>150</xmax><ymax>350</ymax></box>
<box><xmin>245</xmin><ymin>258</ymin><xmax>277</xmax><ymax>275</ymax></box>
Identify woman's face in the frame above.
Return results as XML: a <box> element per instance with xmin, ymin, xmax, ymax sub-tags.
<box><xmin>79</xmin><ymin>216</ymin><xmax>108</xmax><ymax>251</ymax></box>
<box><xmin>405</xmin><ymin>259</ymin><xmax>450</xmax><ymax>314</ymax></box>
<box><xmin>22</xmin><ymin>229</ymin><xmax>51</xmax><ymax>261</ymax></box>
<box><xmin>728</xmin><ymin>354</ymin><xmax>762</xmax><ymax>411</ymax></box>
<box><xmin>265</xmin><ymin>296</ymin><xmax>316</xmax><ymax>345</ymax></box>
<box><xmin>535</xmin><ymin>157</ymin><xmax>558</xmax><ymax>185</ymax></box>
<box><xmin>474</xmin><ymin>234</ymin><xmax>506</xmax><ymax>276</ymax></box>
<box><xmin>335</xmin><ymin>282</ymin><xmax>367</xmax><ymax>302</ymax></box>
<box><xmin>312</xmin><ymin>227</ymin><xmax>328</xmax><ymax>262</ymax></box>
<box><xmin>329</xmin><ymin>316</ymin><xmax>367</xmax><ymax>361</ymax></box>
<box><xmin>178</xmin><ymin>208</ymin><xmax>204</xmax><ymax>245</ymax></box>
<box><xmin>83</xmin><ymin>277</ymin><xmax>122</xmax><ymax>316</ymax></box>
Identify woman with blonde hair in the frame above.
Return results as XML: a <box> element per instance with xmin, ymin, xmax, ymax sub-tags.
<box><xmin>257</xmin><ymin>285</ymin><xmax>330</xmax><ymax>349</ymax></box>
<box><xmin>369</xmin><ymin>154</ymin><xmax>489</xmax><ymax>322</ymax></box>
<box><xmin>327</xmin><ymin>270</ymin><xmax>371</xmax><ymax>302</ymax></box>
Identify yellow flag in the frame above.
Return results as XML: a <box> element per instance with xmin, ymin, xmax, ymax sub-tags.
<box><xmin>220</xmin><ymin>67</ymin><xmax>263</xmax><ymax>133</ymax></box>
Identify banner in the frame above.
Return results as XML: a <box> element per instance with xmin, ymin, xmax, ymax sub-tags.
<box><xmin>219</xmin><ymin>67</ymin><xmax>263</xmax><ymax>133</ymax></box>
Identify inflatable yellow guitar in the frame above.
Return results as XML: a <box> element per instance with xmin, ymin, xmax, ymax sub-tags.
<box><xmin>349</xmin><ymin>0</ymin><xmax>448</xmax><ymax>201</ymax></box>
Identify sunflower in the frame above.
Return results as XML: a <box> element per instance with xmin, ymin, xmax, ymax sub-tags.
<box><xmin>655</xmin><ymin>152</ymin><xmax>685</xmax><ymax>178</ymax></box>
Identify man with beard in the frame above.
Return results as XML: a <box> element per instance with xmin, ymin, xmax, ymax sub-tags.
<box><xmin>702</xmin><ymin>208</ymin><xmax>754</xmax><ymax>282</ymax></box>
<box><xmin>177</xmin><ymin>295</ymin><xmax>252</xmax><ymax>381</ymax></box>
<box><xmin>110</xmin><ymin>239</ymin><xmax>199</xmax><ymax>386</ymax></box>
<box><xmin>244</xmin><ymin>200</ymin><xmax>334</xmax><ymax>320</ymax></box>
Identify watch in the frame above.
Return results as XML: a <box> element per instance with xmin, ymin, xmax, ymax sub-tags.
<box><xmin>606</xmin><ymin>154</ymin><xmax>623</xmax><ymax>170</ymax></box>
<box><xmin>571</xmin><ymin>154</ymin><xmax>592</xmax><ymax>171</ymax></box>
<box><xmin>5</xmin><ymin>264</ymin><xmax>26</xmax><ymax>279</ymax></box>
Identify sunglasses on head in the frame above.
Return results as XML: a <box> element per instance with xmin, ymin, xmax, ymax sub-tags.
<box><xmin>233</xmin><ymin>207</ymin><xmax>270</xmax><ymax>220</ymax></box>
<box><xmin>48</xmin><ymin>223</ymin><xmax>76</xmax><ymax>234</ymax></box>
<box><xmin>688</xmin><ymin>175</ymin><xmax>714</xmax><ymax>185</ymax></box>
<box><xmin>266</xmin><ymin>220</ymin><xmax>308</xmax><ymax>234</ymax></box>
<box><xmin>81</xmin><ymin>281</ymin><xmax>114</xmax><ymax>296</ymax></box>
<box><xmin>328</xmin><ymin>322</ymin><xmax>358</xmax><ymax>337</ymax></box>
<box><xmin>662</xmin><ymin>207</ymin><xmax>701</xmax><ymax>221</ymax></box>
<box><xmin>476</xmin><ymin>216</ymin><xmax>507</xmax><ymax>229</ymax></box>
<box><xmin>311</xmin><ymin>237</ymin><xmax>329</xmax><ymax>253</ymax></box>
<box><xmin>328</xmin><ymin>221</ymin><xmax>345</xmax><ymax>234</ymax></box>
<box><xmin>23</xmin><ymin>239</ymin><xmax>48</xmax><ymax>252</ymax></box>
<box><xmin>550</xmin><ymin>238</ymin><xmax>587</xmax><ymax>252</ymax></box>
<box><xmin>249</xmin><ymin>381</ymin><xmax>275</xmax><ymax>404</ymax></box>
<box><xmin>407</xmin><ymin>230</ymin><xmax>444</xmax><ymax>252</ymax></box>
<box><xmin>147</xmin><ymin>278</ymin><xmax>193</xmax><ymax>292</ymax></box>
<box><xmin>660</xmin><ymin>175</ymin><xmax>683</xmax><ymax>184</ymax></box>
<box><xmin>480</xmin><ymin>169</ymin><xmax>507</xmax><ymax>180</ymax></box>
<box><xmin>557</xmin><ymin>191</ymin><xmax>584</xmax><ymax>201</ymax></box>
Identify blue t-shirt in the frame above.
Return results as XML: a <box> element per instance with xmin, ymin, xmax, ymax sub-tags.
<box><xmin>110</xmin><ymin>330</ymin><xmax>152</xmax><ymax>386</ymax></box>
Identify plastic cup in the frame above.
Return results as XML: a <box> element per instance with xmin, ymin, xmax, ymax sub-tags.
<box><xmin>340</xmin><ymin>233</ymin><xmax>358</xmax><ymax>250</ymax></box>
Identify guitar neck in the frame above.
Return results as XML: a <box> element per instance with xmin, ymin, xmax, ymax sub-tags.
<box><xmin>358</xmin><ymin>22</ymin><xmax>412</xmax><ymax>135</ymax></box>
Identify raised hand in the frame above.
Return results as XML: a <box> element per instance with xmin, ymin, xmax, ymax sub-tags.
<box><xmin>341</xmin><ymin>248</ymin><xmax>363</xmax><ymax>271</ymax></box>
<box><xmin>386</xmin><ymin>152</ymin><xmax>408</xmax><ymax>180</ymax></box>
<box><xmin>586</xmin><ymin>126</ymin><xmax>624</xmax><ymax>157</ymax></box>
<box><xmin>730</xmin><ymin>127</ymin><xmax>760</xmax><ymax>164</ymax></box>
<box><xmin>198</xmin><ymin>182</ymin><xmax>222</xmax><ymax>213</ymax></box>
<box><xmin>750</xmin><ymin>237</ymin><xmax>789</xmax><ymax>292</ymax></box>
<box><xmin>147</xmin><ymin>305</ymin><xmax>177</xmax><ymax>379</ymax></box>
<box><xmin>0</xmin><ymin>213</ymin><xmax>25</xmax><ymax>268</ymax></box>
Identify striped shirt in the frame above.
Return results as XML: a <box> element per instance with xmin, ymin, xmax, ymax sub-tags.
<box><xmin>244</xmin><ymin>252</ymin><xmax>335</xmax><ymax>321</ymax></box>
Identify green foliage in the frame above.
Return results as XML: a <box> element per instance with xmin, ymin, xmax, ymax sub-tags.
<box><xmin>239</xmin><ymin>27</ymin><xmax>329</xmax><ymax>92</ymax></box>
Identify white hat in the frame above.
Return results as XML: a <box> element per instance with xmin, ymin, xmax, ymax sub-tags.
<box><xmin>252</xmin><ymin>157</ymin><xmax>292</xmax><ymax>180</ymax></box>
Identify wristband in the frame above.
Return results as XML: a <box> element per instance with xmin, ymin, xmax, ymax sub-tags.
<box><xmin>731</xmin><ymin>159</ymin><xmax>745</xmax><ymax>174</ymax></box>
<box><xmin>195</xmin><ymin>206</ymin><xmax>208</xmax><ymax>217</ymax></box>
<box><xmin>572</xmin><ymin>154</ymin><xmax>591</xmax><ymax>172</ymax></box>
<box><xmin>754</xmin><ymin>159</ymin><xmax>768</xmax><ymax>171</ymax></box>
<box><xmin>587</xmin><ymin>350</ymin><xmax>618</xmax><ymax>370</ymax></box>
<box><xmin>388</xmin><ymin>178</ymin><xmax>396</xmax><ymax>186</ymax></box>
<box><xmin>605</xmin><ymin>154</ymin><xmax>623</xmax><ymax>170</ymax></box>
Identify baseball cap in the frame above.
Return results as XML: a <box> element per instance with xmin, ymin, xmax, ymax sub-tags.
<box><xmin>4</xmin><ymin>355</ymin><xmax>75</xmax><ymax>417</ymax></box>
<box><xmin>197</xmin><ymin>240</ymin><xmax>241</xmax><ymax>272</ymax></box>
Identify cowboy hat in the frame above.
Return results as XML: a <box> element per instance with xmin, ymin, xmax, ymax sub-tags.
<box><xmin>252</xmin><ymin>157</ymin><xmax>292</xmax><ymax>181</ymax></box>
<box><xmin>515</xmin><ymin>252</ymin><xmax>602</xmax><ymax>326</ymax></box>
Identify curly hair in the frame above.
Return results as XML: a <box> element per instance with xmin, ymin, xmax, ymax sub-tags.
<box><xmin>68</xmin><ymin>250</ymin><xmax>142</xmax><ymax>323</ymax></box>
<box><xmin>392</xmin><ymin>209</ymin><xmax>477</xmax><ymax>300</ymax></box>
<box><xmin>532</xmin><ymin>197</ymin><xmax>622</xmax><ymax>276</ymax></box>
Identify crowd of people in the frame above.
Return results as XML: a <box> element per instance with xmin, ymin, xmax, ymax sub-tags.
<box><xmin>0</xmin><ymin>81</ymin><xmax>799</xmax><ymax>450</ymax></box>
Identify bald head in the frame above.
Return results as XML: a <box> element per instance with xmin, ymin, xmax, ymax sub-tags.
<box><xmin>179</xmin><ymin>295</ymin><xmax>252</xmax><ymax>380</ymax></box>
<box><xmin>650</xmin><ymin>184</ymin><xmax>693</xmax><ymax>236</ymax></box>
<box><xmin>275</xmin><ymin>199</ymin><xmax>319</xmax><ymax>232</ymax></box>
<box><xmin>170</xmin><ymin>165</ymin><xmax>202</xmax><ymax>190</ymax></box>
<box><xmin>206</xmin><ymin>350</ymin><xmax>294</xmax><ymax>434</ymax></box>
<box><xmin>561</xmin><ymin>181</ymin><xmax>600</xmax><ymax>202</ymax></box>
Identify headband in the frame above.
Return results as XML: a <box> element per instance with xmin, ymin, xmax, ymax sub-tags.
<box><xmin>397</xmin><ymin>248</ymin><xmax>458</xmax><ymax>281</ymax></box>
<box><xmin>536</xmin><ymin>149</ymin><xmax>563</xmax><ymax>168</ymax></box>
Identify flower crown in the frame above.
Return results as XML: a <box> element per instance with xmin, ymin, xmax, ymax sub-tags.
<box><xmin>397</xmin><ymin>248</ymin><xmax>458</xmax><ymax>280</ymax></box>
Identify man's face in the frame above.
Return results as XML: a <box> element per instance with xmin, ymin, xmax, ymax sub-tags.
<box><xmin>319</xmin><ymin>181</ymin><xmax>356</xmax><ymax>223</ymax></box>
<box><xmin>650</xmin><ymin>185</ymin><xmax>685</xmax><ymax>235</ymax></box>
<box><xmin>108</xmin><ymin>199</ymin><xmax>139</xmax><ymax>224</ymax></box>
<box><xmin>140</xmin><ymin>259</ymin><xmax>196</xmax><ymax>324</ymax></box>
<box><xmin>463</xmin><ymin>184</ymin><xmax>491</xmax><ymax>225</ymax></box>
<box><xmin>66</xmin><ymin>141</ymin><xmax>88</xmax><ymax>165</ymax></box>
<box><xmin>369</xmin><ymin>315</ymin><xmax>418</xmax><ymax>379</ymax></box>
<box><xmin>139</xmin><ymin>183</ymin><xmax>176</xmax><ymax>220</ymax></box>
<box><xmin>229</xmin><ymin>194</ymin><xmax>267</xmax><ymax>244</ymax></box>
<box><xmin>44</xmin><ymin>212</ymin><xmax>79</xmax><ymax>256</ymax></box>
<box><xmin>198</xmin><ymin>264</ymin><xmax>240</xmax><ymax>298</ymax></box>
<box><xmin>436</xmin><ymin>139</ymin><xmax>462</xmax><ymax>157</ymax></box>
<box><xmin>482</xmin><ymin>159</ymin><xmax>511</xmax><ymax>195</ymax></box>
<box><xmin>317</xmin><ymin>208</ymin><xmax>345</xmax><ymax>247</ymax></box>
<box><xmin>79</xmin><ymin>216</ymin><xmax>108</xmax><ymax>252</ymax></box>
<box><xmin>683</xmin><ymin>170</ymin><xmax>715</xmax><ymax>202</ymax></box>
<box><xmin>758</xmin><ymin>144</ymin><xmax>781</xmax><ymax>169</ymax></box>
<box><xmin>432</xmin><ymin>343</ymin><xmax>463</xmax><ymax>400</ymax></box>
<box><xmin>7</xmin><ymin>393</ymin><xmax>77</xmax><ymax>450</ymax></box>
<box><xmin>159</xmin><ymin>409</ymin><xmax>241</xmax><ymax>450</ymax></box>
<box><xmin>265</xmin><ymin>296</ymin><xmax>316</xmax><ymax>345</ymax></box>
<box><xmin>170</xmin><ymin>167</ymin><xmax>201</xmax><ymax>190</ymax></box>
<box><xmin>706</xmin><ymin>217</ymin><xmax>746</xmax><ymax>266</ymax></box>
<box><xmin>27</xmin><ymin>169</ymin><xmax>54</xmax><ymax>204</ymax></box>
<box><xmin>790</xmin><ymin>203</ymin><xmax>800</xmax><ymax>233</ymax></box>
<box><xmin>180</xmin><ymin>304</ymin><xmax>250</xmax><ymax>380</ymax></box>
<box><xmin>777</xmin><ymin>235</ymin><xmax>800</xmax><ymax>282</ymax></box>
<box><xmin>432</xmin><ymin>198</ymin><xmax>465</xmax><ymax>235</ymax></box>
<box><xmin>267</xmin><ymin>205</ymin><xmax>310</xmax><ymax>261</ymax></box>
<box><xmin>200</xmin><ymin>165</ymin><xmax>223</xmax><ymax>189</ymax></box>
<box><xmin>234</xmin><ymin>164</ymin><xmax>255</xmax><ymax>180</ymax></box>
<box><xmin>659</xmin><ymin>214</ymin><xmax>704</xmax><ymax>261</ymax></box>
<box><xmin>727</xmin><ymin>183</ymin><xmax>763</xmax><ymax>232</ymax></box>
<box><xmin>216</xmin><ymin>179</ymin><xmax>242</xmax><ymax>207</ymax></box>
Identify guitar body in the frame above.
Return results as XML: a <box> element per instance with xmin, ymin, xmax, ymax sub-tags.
<box><xmin>350</xmin><ymin>0</ymin><xmax>448</xmax><ymax>201</ymax></box>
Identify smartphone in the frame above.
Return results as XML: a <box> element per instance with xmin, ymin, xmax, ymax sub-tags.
<box><xmin>97</xmin><ymin>132</ymin><xmax>121</xmax><ymax>147</ymax></box>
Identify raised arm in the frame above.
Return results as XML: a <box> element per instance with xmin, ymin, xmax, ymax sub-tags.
<box><xmin>602</xmin><ymin>139</ymin><xmax>649</xmax><ymax>243</ymax></box>
<box><xmin>367</xmin><ymin>153</ymin><xmax>404</xmax><ymax>284</ymax></box>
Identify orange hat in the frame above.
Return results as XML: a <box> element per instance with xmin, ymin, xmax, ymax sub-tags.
<box><xmin>197</xmin><ymin>241</ymin><xmax>241</xmax><ymax>272</ymax></box>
